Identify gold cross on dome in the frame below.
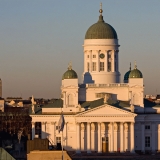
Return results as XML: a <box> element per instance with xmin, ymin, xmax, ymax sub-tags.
<box><xmin>68</xmin><ymin>62</ymin><xmax>72</xmax><ymax>70</ymax></box>
<box><xmin>100</xmin><ymin>2</ymin><xmax>102</xmax><ymax>10</ymax></box>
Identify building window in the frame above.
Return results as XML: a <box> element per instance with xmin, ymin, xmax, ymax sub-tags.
<box><xmin>92</xmin><ymin>62</ymin><xmax>96</xmax><ymax>71</ymax></box>
<box><xmin>100</xmin><ymin>62</ymin><xmax>104</xmax><ymax>71</ymax></box>
<box><xmin>93</xmin><ymin>55</ymin><xmax>96</xmax><ymax>58</ymax></box>
<box><xmin>145</xmin><ymin>125</ymin><xmax>150</xmax><ymax>130</ymax></box>
<box><xmin>145</xmin><ymin>136</ymin><xmax>150</xmax><ymax>147</ymax></box>
<box><xmin>56</xmin><ymin>137</ymin><xmax>61</xmax><ymax>143</ymax></box>
<box><xmin>108</xmin><ymin>62</ymin><xmax>111</xmax><ymax>72</ymax></box>
<box><xmin>87</xmin><ymin>55</ymin><xmax>89</xmax><ymax>58</ymax></box>
<box><xmin>87</xmin><ymin>62</ymin><xmax>90</xmax><ymax>71</ymax></box>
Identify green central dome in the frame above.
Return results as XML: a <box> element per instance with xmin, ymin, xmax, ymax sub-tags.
<box><xmin>62</xmin><ymin>65</ymin><xmax>78</xmax><ymax>80</ymax></box>
<box><xmin>85</xmin><ymin>14</ymin><xmax>118</xmax><ymax>39</ymax></box>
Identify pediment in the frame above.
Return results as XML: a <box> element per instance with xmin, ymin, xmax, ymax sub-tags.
<box><xmin>77</xmin><ymin>104</ymin><xmax>136</xmax><ymax>117</ymax></box>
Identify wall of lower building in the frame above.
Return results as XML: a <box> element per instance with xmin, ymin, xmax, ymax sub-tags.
<box><xmin>27</xmin><ymin>150</ymin><xmax>71</xmax><ymax>160</ymax></box>
<box><xmin>31</xmin><ymin>112</ymin><xmax>160</xmax><ymax>153</ymax></box>
<box><xmin>79</xmin><ymin>85</ymin><xmax>129</xmax><ymax>102</ymax></box>
<box><xmin>135</xmin><ymin>114</ymin><xmax>160</xmax><ymax>152</ymax></box>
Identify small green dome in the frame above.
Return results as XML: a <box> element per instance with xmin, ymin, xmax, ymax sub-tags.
<box><xmin>62</xmin><ymin>65</ymin><xmax>78</xmax><ymax>80</ymax></box>
<box><xmin>129</xmin><ymin>67</ymin><xmax>143</xmax><ymax>78</ymax></box>
<box><xmin>85</xmin><ymin>15</ymin><xmax>118</xmax><ymax>39</ymax></box>
<box><xmin>124</xmin><ymin>70</ymin><xmax>131</xmax><ymax>81</ymax></box>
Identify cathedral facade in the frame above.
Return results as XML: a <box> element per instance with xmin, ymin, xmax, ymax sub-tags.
<box><xmin>30</xmin><ymin>6</ymin><xmax>160</xmax><ymax>154</ymax></box>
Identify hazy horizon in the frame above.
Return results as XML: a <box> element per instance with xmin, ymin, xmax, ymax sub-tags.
<box><xmin>0</xmin><ymin>0</ymin><xmax>160</xmax><ymax>99</ymax></box>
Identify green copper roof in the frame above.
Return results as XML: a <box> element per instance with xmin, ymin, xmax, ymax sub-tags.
<box><xmin>62</xmin><ymin>64</ymin><xmax>78</xmax><ymax>80</ymax></box>
<box><xmin>85</xmin><ymin>14</ymin><xmax>118</xmax><ymax>39</ymax></box>
<box><xmin>129</xmin><ymin>64</ymin><xmax>143</xmax><ymax>78</ymax></box>
<box><xmin>124</xmin><ymin>70</ymin><xmax>131</xmax><ymax>81</ymax></box>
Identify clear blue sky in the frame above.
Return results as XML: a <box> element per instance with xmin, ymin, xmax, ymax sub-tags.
<box><xmin>0</xmin><ymin>0</ymin><xmax>160</xmax><ymax>99</ymax></box>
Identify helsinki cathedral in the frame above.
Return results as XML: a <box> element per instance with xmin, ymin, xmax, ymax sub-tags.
<box><xmin>30</xmin><ymin>4</ymin><xmax>160</xmax><ymax>154</ymax></box>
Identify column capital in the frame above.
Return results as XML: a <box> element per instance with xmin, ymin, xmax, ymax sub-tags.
<box><xmin>124</xmin><ymin>123</ymin><xmax>129</xmax><ymax>131</ymax></box>
<box><xmin>114</xmin><ymin>122</ymin><xmax>118</xmax><ymax>131</ymax></box>
<box><xmin>42</xmin><ymin>122</ymin><xmax>46</xmax><ymax>125</ymax></box>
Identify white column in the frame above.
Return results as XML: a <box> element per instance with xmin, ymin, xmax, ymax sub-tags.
<box><xmin>87</xmin><ymin>122</ymin><xmax>91</xmax><ymax>153</ymax></box>
<box><xmin>97</xmin><ymin>50</ymin><xmax>99</xmax><ymax>72</ymax></box>
<box><xmin>46</xmin><ymin>122</ymin><xmax>50</xmax><ymax>139</ymax></box>
<box><xmin>116</xmin><ymin>51</ymin><xmax>119</xmax><ymax>72</ymax></box>
<box><xmin>130</xmin><ymin>122</ymin><xmax>135</xmax><ymax>153</ymax></box>
<box><xmin>84</xmin><ymin>51</ymin><xmax>86</xmax><ymax>72</ymax></box>
<box><xmin>76</xmin><ymin>122</ymin><xmax>81</xmax><ymax>153</ymax></box>
<box><xmin>41</xmin><ymin>122</ymin><xmax>46</xmax><ymax>139</ymax></box>
<box><xmin>89</xmin><ymin>50</ymin><xmax>92</xmax><ymax>72</ymax></box>
<box><xmin>64</xmin><ymin>91</ymin><xmax>66</xmax><ymax>107</ymax></box>
<box><xmin>111</xmin><ymin>50</ymin><xmax>115</xmax><ymax>72</ymax></box>
<box><xmin>110</xmin><ymin>122</ymin><xmax>114</xmax><ymax>152</ymax></box>
<box><xmin>152</xmin><ymin>123</ymin><xmax>155</xmax><ymax>153</ymax></box>
<box><xmin>98</xmin><ymin>122</ymin><xmax>101</xmax><ymax>153</ymax></box>
<box><xmin>50</xmin><ymin>122</ymin><xmax>56</xmax><ymax>145</ymax></box>
<box><xmin>141</xmin><ymin>123</ymin><xmax>145</xmax><ymax>153</ymax></box>
<box><xmin>91</xmin><ymin>123</ymin><xmax>95</xmax><ymax>151</ymax></box>
<box><xmin>114</xmin><ymin>123</ymin><xmax>118</xmax><ymax>152</ymax></box>
<box><xmin>120</xmin><ymin>122</ymin><xmax>124</xmax><ymax>152</ymax></box>
<box><xmin>32</xmin><ymin>122</ymin><xmax>35</xmax><ymax>140</ymax></box>
<box><xmin>124</xmin><ymin>123</ymin><xmax>128</xmax><ymax>152</ymax></box>
<box><xmin>105</xmin><ymin>50</ymin><xmax>108</xmax><ymax>72</ymax></box>
<box><xmin>158</xmin><ymin>124</ymin><xmax>160</xmax><ymax>152</ymax></box>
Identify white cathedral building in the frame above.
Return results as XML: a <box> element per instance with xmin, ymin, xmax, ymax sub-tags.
<box><xmin>30</xmin><ymin>6</ymin><xmax>160</xmax><ymax>154</ymax></box>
